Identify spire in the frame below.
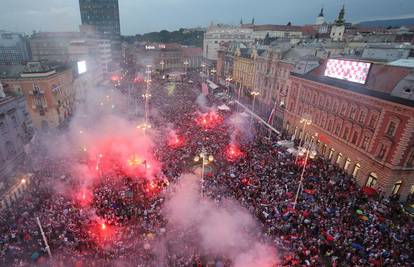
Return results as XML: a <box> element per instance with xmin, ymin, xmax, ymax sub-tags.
<box><xmin>335</xmin><ymin>5</ymin><xmax>345</xmax><ymax>26</ymax></box>
<box><xmin>318</xmin><ymin>8</ymin><xmax>324</xmax><ymax>17</ymax></box>
<box><xmin>251</xmin><ymin>17</ymin><xmax>255</xmax><ymax>25</ymax></box>
<box><xmin>240</xmin><ymin>17</ymin><xmax>243</xmax><ymax>25</ymax></box>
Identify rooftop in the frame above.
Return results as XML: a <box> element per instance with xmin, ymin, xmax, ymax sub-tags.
<box><xmin>292</xmin><ymin>58</ymin><xmax>414</xmax><ymax>107</ymax></box>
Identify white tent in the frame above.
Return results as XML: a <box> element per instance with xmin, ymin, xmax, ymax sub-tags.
<box><xmin>218</xmin><ymin>104</ymin><xmax>230</xmax><ymax>111</ymax></box>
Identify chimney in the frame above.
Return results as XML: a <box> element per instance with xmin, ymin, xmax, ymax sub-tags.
<box><xmin>0</xmin><ymin>81</ymin><xmax>6</xmax><ymax>98</ymax></box>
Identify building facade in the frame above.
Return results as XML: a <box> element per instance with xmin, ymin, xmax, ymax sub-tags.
<box><xmin>232</xmin><ymin>47</ymin><xmax>259</xmax><ymax>93</ymax></box>
<box><xmin>254</xmin><ymin>48</ymin><xmax>294</xmax><ymax>126</ymax></box>
<box><xmin>2</xmin><ymin>62</ymin><xmax>75</xmax><ymax>130</ymax></box>
<box><xmin>203</xmin><ymin>24</ymin><xmax>253</xmax><ymax>61</ymax></box>
<box><xmin>30</xmin><ymin>32</ymin><xmax>82</xmax><ymax>62</ymax></box>
<box><xmin>0</xmin><ymin>31</ymin><xmax>31</xmax><ymax>64</ymax></box>
<box><xmin>283</xmin><ymin>59</ymin><xmax>414</xmax><ymax>200</ymax></box>
<box><xmin>79</xmin><ymin>0</ymin><xmax>121</xmax><ymax>39</ymax></box>
<box><xmin>0</xmin><ymin>89</ymin><xmax>34</xmax><ymax>194</ymax></box>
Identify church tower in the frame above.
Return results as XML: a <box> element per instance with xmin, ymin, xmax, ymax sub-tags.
<box><xmin>316</xmin><ymin>8</ymin><xmax>325</xmax><ymax>25</ymax></box>
<box><xmin>330</xmin><ymin>5</ymin><xmax>346</xmax><ymax>41</ymax></box>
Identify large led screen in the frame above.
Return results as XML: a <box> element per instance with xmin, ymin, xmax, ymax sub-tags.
<box><xmin>324</xmin><ymin>59</ymin><xmax>371</xmax><ymax>84</ymax></box>
<box><xmin>77</xmin><ymin>61</ymin><xmax>87</xmax><ymax>74</ymax></box>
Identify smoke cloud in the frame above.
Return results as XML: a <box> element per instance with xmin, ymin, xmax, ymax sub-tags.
<box><xmin>163</xmin><ymin>173</ymin><xmax>279</xmax><ymax>267</ymax></box>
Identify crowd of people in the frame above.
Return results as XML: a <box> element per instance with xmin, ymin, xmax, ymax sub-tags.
<box><xmin>0</xmin><ymin>71</ymin><xmax>413</xmax><ymax>267</ymax></box>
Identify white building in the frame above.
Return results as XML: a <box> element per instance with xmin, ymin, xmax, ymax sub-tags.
<box><xmin>203</xmin><ymin>24</ymin><xmax>253</xmax><ymax>61</ymax></box>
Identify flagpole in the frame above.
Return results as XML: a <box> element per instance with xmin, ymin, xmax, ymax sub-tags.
<box><xmin>36</xmin><ymin>217</ymin><xmax>52</xmax><ymax>258</ymax></box>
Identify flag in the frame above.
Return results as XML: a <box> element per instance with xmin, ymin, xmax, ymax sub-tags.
<box><xmin>202</xmin><ymin>82</ymin><xmax>209</xmax><ymax>96</ymax></box>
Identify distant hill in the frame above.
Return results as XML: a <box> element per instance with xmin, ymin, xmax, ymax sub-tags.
<box><xmin>134</xmin><ymin>29</ymin><xmax>204</xmax><ymax>48</ymax></box>
<box><xmin>357</xmin><ymin>18</ymin><xmax>414</xmax><ymax>28</ymax></box>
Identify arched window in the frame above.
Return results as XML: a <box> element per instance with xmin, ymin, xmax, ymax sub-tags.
<box><xmin>366</xmin><ymin>172</ymin><xmax>378</xmax><ymax>187</ymax></box>
<box><xmin>344</xmin><ymin>158</ymin><xmax>351</xmax><ymax>171</ymax></box>
<box><xmin>352</xmin><ymin>163</ymin><xmax>361</xmax><ymax>177</ymax></box>
<box><xmin>336</xmin><ymin>153</ymin><xmax>343</xmax><ymax>165</ymax></box>
<box><xmin>391</xmin><ymin>180</ymin><xmax>402</xmax><ymax>195</ymax></box>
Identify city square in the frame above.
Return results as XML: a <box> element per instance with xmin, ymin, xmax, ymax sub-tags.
<box><xmin>0</xmin><ymin>1</ymin><xmax>414</xmax><ymax>266</ymax></box>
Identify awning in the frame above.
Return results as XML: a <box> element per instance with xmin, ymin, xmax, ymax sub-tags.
<box><xmin>206</xmin><ymin>79</ymin><xmax>219</xmax><ymax>89</ymax></box>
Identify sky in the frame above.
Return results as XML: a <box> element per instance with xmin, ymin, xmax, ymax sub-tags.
<box><xmin>0</xmin><ymin>0</ymin><xmax>413</xmax><ymax>35</ymax></box>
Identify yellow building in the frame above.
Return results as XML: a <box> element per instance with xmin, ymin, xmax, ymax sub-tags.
<box><xmin>232</xmin><ymin>47</ymin><xmax>258</xmax><ymax>91</ymax></box>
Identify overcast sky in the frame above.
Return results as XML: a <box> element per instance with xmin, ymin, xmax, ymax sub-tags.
<box><xmin>0</xmin><ymin>0</ymin><xmax>413</xmax><ymax>35</ymax></box>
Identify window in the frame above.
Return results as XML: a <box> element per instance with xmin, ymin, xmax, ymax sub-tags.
<box><xmin>351</xmin><ymin>132</ymin><xmax>359</xmax><ymax>145</ymax></box>
<box><xmin>377</xmin><ymin>144</ymin><xmax>387</xmax><ymax>160</ymax></box>
<box><xmin>391</xmin><ymin>180</ymin><xmax>402</xmax><ymax>195</ymax></box>
<box><xmin>386</xmin><ymin>121</ymin><xmax>397</xmax><ymax>137</ymax></box>
<box><xmin>358</xmin><ymin>111</ymin><xmax>366</xmax><ymax>124</ymax></box>
<box><xmin>5</xmin><ymin>141</ymin><xmax>16</xmax><ymax>158</ymax></box>
<box><xmin>361</xmin><ymin>136</ymin><xmax>371</xmax><ymax>150</ymax></box>
<box><xmin>340</xmin><ymin>103</ymin><xmax>347</xmax><ymax>116</ymax></box>
<box><xmin>335</xmin><ymin>123</ymin><xmax>341</xmax><ymax>135</ymax></box>
<box><xmin>327</xmin><ymin>120</ymin><xmax>333</xmax><ymax>132</ymax></box>
<box><xmin>336</xmin><ymin>153</ymin><xmax>343</xmax><ymax>165</ymax></box>
<box><xmin>328</xmin><ymin>148</ymin><xmax>335</xmax><ymax>160</ymax></box>
<box><xmin>344</xmin><ymin>158</ymin><xmax>351</xmax><ymax>171</ymax></box>
<box><xmin>11</xmin><ymin>115</ymin><xmax>18</xmax><ymax>128</ymax></box>
<box><xmin>352</xmin><ymin>163</ymin><xmax>361</xmax><ymax>177</ymax></box>
<box><xmin>369</xmin><ymin>113</ymin><xmax>378</xmax><ymax>128</ymax></box>
<box><xmin>366</xmin><ymin>173</ymin><xmax>378</xmax><ymax>187</ymax></box>
<box><xmin>0</xmin><ymin>118</ymin><xmax>7</xmax><ymax>134</ymax></box>
<box><xmin>342</xmin><ymin>128</ymin><xmax>350</xmax><ymax>140</ymax></box>
<box><xmin>349</xmin><ymin>106</ymin><xmax>357</xmax><ymax>120</ymax></box>
<box><xmin>406</xmin><ymin>149</ymin><xmax>414</xmax><ymax>167</ymax></box>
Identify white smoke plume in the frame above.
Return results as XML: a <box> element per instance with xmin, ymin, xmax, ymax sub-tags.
<box><xmin>163</xmin><ymin>173</ymin><xmax>279</xmax><ymax>267</ymax></box>
<box><xmin>227</xmin><ymin>112</ymin><xmax>255</xmax><ymax>144</ymax></box>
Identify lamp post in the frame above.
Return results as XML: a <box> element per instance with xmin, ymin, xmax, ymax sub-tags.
<box><xmin>295</xmin><ymin>117</ymin><xmax>312</xmax><ymax>164</ymax></box>
<box><xmin>142</xmin><ymin>92</ymin><xmax>151</xmax><ymax>124</ymax></box>
<box><xmin>194</xmin><ymin>147</ymin><xmax>214</xmax><ymax>197</ymax></box>
<box><xmin>160</xmin><ymin>59</ymin><xmax>165</xmax><ymax>72</ymax></box>
<box><xmin>210</xmin><ymin>68</ymin><xmax>216</xmax><ymax>83</ymax></box>
<box><xmin>183</xmin><ymin>59</ymin><xmax>189</xmax><ymax>75</ymax></box>
<box><xmin>201</xmin><ymin>63</ymin><xmax>206</xmax><ymax>82</ymax></box>
<box><xmin>137</xmin><ymin>122</ymin><xmax>152</xmax><ymax>136</ymax></box>
<box><xmin>293</xmin><ymin>137</ymin><xmax>317</xmax><ymax>209</ymax></box>
<box><xmin>299</xmin><ymin>117</ymin><xmax>312</xmax><ymax>148</ymax></box>
<box><xmin>250</xmin><ymin>91</ymin><xmax>260</xmax><ymax>125</ymax></box>
<box><xmin>225</xmin><ymin>76</ymin><xmax>232</xmax><ymax>95</ymax></box>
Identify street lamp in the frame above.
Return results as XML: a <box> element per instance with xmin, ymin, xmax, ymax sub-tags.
<box><xmin>250</xmin><ymin>91</ymin><xmax>260</xmax><ymax>125</ymax></box>
<box><xmin>293</xmin><ymin>136</ymin><xmax>317</xmax><ymax>209</ymax></box>
<box><xmin>225</xmin><ymin>76</ymin><xmax>232</xmax><ymax>96</ymax></box>
<box><xmin>201</xmin><ymin>63</ymin><xmax>206</xmax><ymax>82</ymax></box>
<box><xmin>194</xmin><ymin>147</ymin><xmax>214</xmax><ymax>197</ymax></box>
<box><xmin>183</xmin><ymin>59</ymin><xmax>189</xmax><ymax>75</ymax></box>
<box><xmin>298</xmin><ymin>117</ymin><xmax>312</xmax><ymax>148</ymax></box>
<box><xmin>137</xmin><ymin>122</ymin><xmax>152</xmax><ymax>136</ymax></box>
<box><xmin>210</xmin><ymin>68</ymin><xmax>216</xmax><ymax>83</ymax></box>
<box><xmin>142</xmin><ymin>92</ymin><xmax>152</xmax><ymax>123</ymax></box>
<box><xmin>160</xmin><ymin>59</ymin><xmax>165</xmax><ymax>73</ymax></box>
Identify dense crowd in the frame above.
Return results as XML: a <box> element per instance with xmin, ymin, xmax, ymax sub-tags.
<box><xmin>0</xmin><ymin>72</ymin><xmax>413</xmax><ymax>266</ymax></box>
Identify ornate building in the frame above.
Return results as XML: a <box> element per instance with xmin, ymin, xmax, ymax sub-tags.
<box><xmin>2</xmin><ymin>62</ymin><xmax>75</xmax><ymax>130</ymax></box>
<box><xmin>283</xmin><ymin>58</ymin><xmax>414</xmax><ymax>200</ymax></box>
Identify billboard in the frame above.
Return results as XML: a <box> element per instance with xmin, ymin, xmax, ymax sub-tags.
<box><xmin>324</xmin><ymin>59</ymin><xmax>371</xmax><ymax>84</ymax></box>
<box><xmin>77</xmin><ymin>61</ymin><xmax>87</xmax><ymax>74</ymax></box>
